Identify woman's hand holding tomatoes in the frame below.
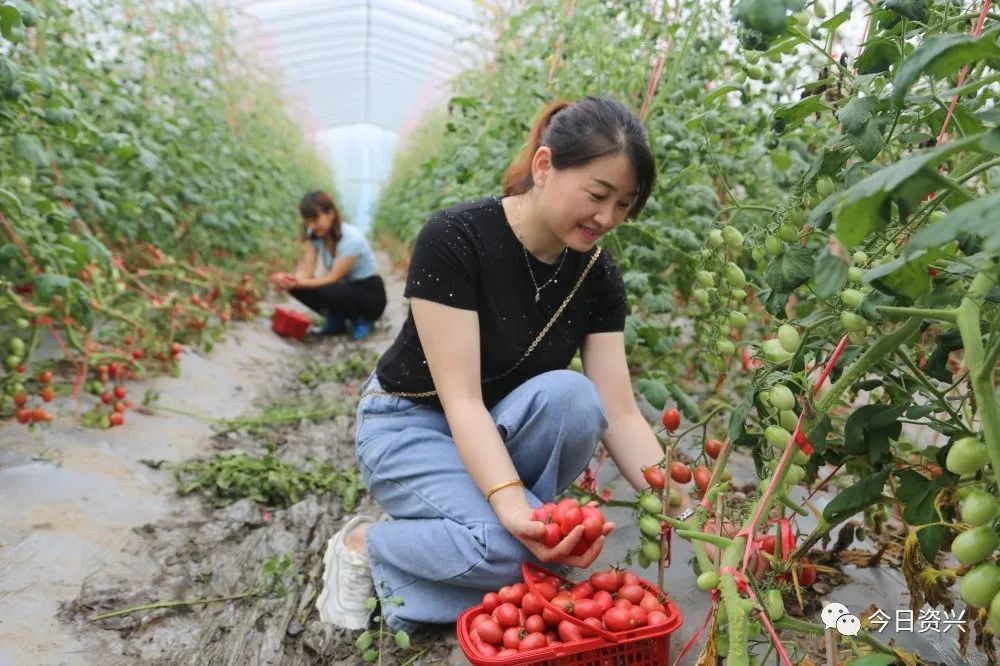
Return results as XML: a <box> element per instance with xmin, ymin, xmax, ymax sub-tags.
<box><xmin>500</xmin><ymin>498</ymin><xmax>615</xmax><ymax>568</ymax></box>
<box><xmin>269</xmin><ymin>272</ymin><xmax>298</xmax><ymax>290</ymax></box>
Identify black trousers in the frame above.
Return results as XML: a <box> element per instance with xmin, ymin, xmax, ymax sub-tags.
<box><xmin>289</xmin><ymin>275</ymin><xmax>387</xmax><ymax>321</ymax></box>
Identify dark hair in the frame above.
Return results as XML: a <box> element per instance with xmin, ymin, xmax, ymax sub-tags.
<box><xmin>298</xmin><ymin>191</ymin><xmax>342</xmax><ymax>251</ymax></box>
<box><xmin>503</xmin><ymin>96</ymin><xmax>656</xmax><ymax>218</ymax></box>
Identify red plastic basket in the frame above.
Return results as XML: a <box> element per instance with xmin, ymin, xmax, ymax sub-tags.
<box><xmin>457</xmin><ymin>563</ymin><xmax>682</xmax><ymax>666</ymax></box>
<box><xmin>271</xmin><ymin>307</ymin><xmax>312</xmax><ymax>340</ymax></box>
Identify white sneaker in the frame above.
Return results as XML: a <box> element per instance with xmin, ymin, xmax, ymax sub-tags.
<box><xmin>317</xmin><ymin>515</ymin><xmax>376</xmax><ymax>629</ymax></box>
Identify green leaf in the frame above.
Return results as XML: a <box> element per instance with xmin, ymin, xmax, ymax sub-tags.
<box><xmin>362</xmin><ymin>649</ymin><xmax>378</xmax><ymax>662</ymax></box>
<box><xmin>667</xmin><ymin>382</ymin><xmax>700</xmax><ymax>421</ymax></box>
<box><xmin>0</xmin><ymin>5</ymin><xmax>21</xmax><ymax>38</ymax></box>
<box><xmin>729</xmin><ymin>384</ymin><xmax>756</xmax><ymax>443</ymax></box>
<box><xmin>837</xmin><ymin>97</ymin><xmax>875</xmax><ymax>135</ymax></box>
<box><xmin>812</xmin><ymin>248</ymin><xmax>848</xmax><ymax>298</ymax></box>
<box><xmin>818</xmin><ymin>9</ymin><xmax>851</xmax><ymax>33</ymax></box>
<box><xmin>635</xmin><ymin>378</ymin><xmax>669</xmax><ymax>410</ymax></box>
<box><xmin>832</xmin><ymin>132</ymin><xmax>989</xmax><ymax>247</ymax></box>
<box><xmin>892</xmin><ymin>33</ymin><xmax>1000</xmax><ymax>106</ymax></box>
<box><xmin>0</xmin><ymin>187</ymin><xmax>23</xmax><ymax>216</ymax></box>
<box><xmin>862</xmin><ymin>245</ymin><xmax>949</xmax><ymax>300</ymax></box>
<box><xmin>363</xmin><ymin>597</ymin><xmax>378</xmax><ymax>610</ymax></box>
<box><xmin>763</xmin><ymin>245</ymin><xmax>815</xmax><ymax>293</ymax></box>
<box><xmin>823</xmin><ymin>469</ymin><xmax>890</xmax><ymax>522</ymax></box>
<box><xmin>704</xmin><ymin>84</ymin><xmax>741</xmax><ymax>105</ymax></box>
<box><xmin>843</xmin><ymin>404</ymin><xmax>905</xmax><ymax>464</ymax></box>
<box><xmin>849</xmin><ymin>117</ymin><xmax>887</xmax><ymax>162</ymax></box>
<box><xmin>355</xmin><ymin>631</ymin><xmax>373</xmax><ymax>651</ymax></box>
<box><xmin>12</xmin><ymin>134</ymin><xmax>49</xmax><ymax>167</ymax></box>
<box><xmin>855</xmin><ymin>37</ymin><xmax>900</xmax><ymax>74</ymax></box>
<box><xmin>34</xmin><ymin>273</ymin><xmax>71</xmax><ymax>301</ymax></box>
<box><xmin>881</xmin><ymin>0</ymin><xmax>928</xmax><ymax>21</ymax></box>
<box><xmin>895</xmin><ymin>469</ymin><xmax>953</xmax><ymax>560</ymax></box>
<box><xmin>804</xmin><ymin>415</ymin><xmax>831</xmax><ymax>455</ymax></box>
<box><xmin>772</xmin><ymin>96</ymin><xmax>828</xmax><ymax>132</ymax></box>
<box><xmin>908</xmin><ymin>192</ymin><xmax>1000</xmax><ymax>254</ymax></box>
<box><xmin>394</xmin><ymin>630</ymin><xmax>411</xmax><ymax>650</ymax></box>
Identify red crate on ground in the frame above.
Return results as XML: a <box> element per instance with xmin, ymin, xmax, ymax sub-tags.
<box><xmin>271</xmin><ymin>307</ymin><xmax>311</xmax><ymax>340</ymax></box>
<box><xmin>456</xmin><ymin>562</ymin><xmax>682</xmax><ymax>666</ymax></box>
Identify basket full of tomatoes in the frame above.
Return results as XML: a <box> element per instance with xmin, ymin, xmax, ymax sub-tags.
<box><xmin>456</xmin><ymin>562</ymin><xmax>682</xmax><ymax>665</ymax></box>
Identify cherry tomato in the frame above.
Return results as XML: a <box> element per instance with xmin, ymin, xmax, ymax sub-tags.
<box><xmin>693</xmin><ymin>466</ymin><xmax>711</xmax><ymax>494</ymax></box>
<box><xmin>643</xmin><ymin>466</ymin><xmax>666</xmax><ymax>490</ymax></box>
<box><xmin>621</xmin><ymin>572</ymin><xmax>641</xmax><ymax>587</ymax></box>
<box><xmin>524</xmin><ymin>614</ymin><xmax>545</xmax><ymax>634</ymax></box>
<box><xmin>647</xmin><ymin>610</ymin><xmax>670</xmax><ymax>626</ymax></box>
<box><xmin>952</xmin><ymin>526</ymin><xmax>1000</xmax><ymax>565</ymax></box>
<box><xmin>475</xmin><ymin>619</ymin><xmax>503</xmax><ymax>645</ymax></box>
<box><xmin>618</xmin><ymin>584</ymin><xmax>645</xmax><ymax>604</ymax></box>
<box><xmin>114</xmin><ymin>386</ymin><xmax>127</xmax><ymax>400</ymax></box>
<box><xmin>534</xmin><ymin>580</ymin><xmax>558</xmax><ymax>601</ymax></box>
<box><xmin>570</xmin><ymin>581</ymin><xmax>595</xmax><ymax>600</ymax></box>
<box><xmin>602</xmin><ymin>606</ymin><xmax>632</xmax><ymax>632</ymax></box>
<box><xmin>669</xmin><ymin>461</ymin><xmax>691</xmax><ymax>484</ymax></box>
<box><xmin>38</xmin><ymin>371</ymin><xmax>53</xmax><ymax>384</ymax></box>
<box><xmin>472</xmin><ymin>637</ymin><xmax>498</xmax><ymax>657</ymax></box>
<box><xmin>590</xmin><ymin>569</ymin><xmax>622</xmax><ymax>593</ymax></box>
<box><xmin>557</xmin><ymin>620</ymin><xmax>584</xmax><ymax>643</ymax></box>
<box><xmin>493</xmin><ymin>603</ymin><xmax>520</xmax><ymax>629</ymax></box>
<box><xmin>114</xmin><ymin>401</ymin><xmax>126</xmax><ymax>413</ymax></box>
<box><xmin>593</xmin><ymin>590</ymin><xmax>613</xmax><ymax>611</ymax></box>
<box><xmin>798</xmin><ymin>562</ymin><xmax>817</xmax><ymax>587</ymax></box>
<box><xmin>482</xmin><ymin>592</ymin><xmax>500</xmax><ymax>614</ymax></box>
<box><xmin>705</xmin><ymin>438</ymin><xmax>723</xmax><ymax>459</ymax></box>
<box><xmin>109</xmin><ymin>412</ymin><xmax>125</xmax><ymax>427</ymax></box>
<box><xmin>502</xmin><ymin>626</ymin><xmax>522</xmax><ymax>650</ymax></box>
<box><xmin>661</xmin><ymin>408</ymin><xmax>681</xmax><ymax>432</ymax></box>
<box><xmin>519</xmin><ymin>631</ymin><xmax>547</xmax><ymax>651</ymax></box>
<box><xmin>40</xmin><ymin>387</ymin><xmax>54</xmax><ymax>402</ymax></box>
<box><xmin>572</xmin><ymin>599</ymin><xmax>603</xmax><ymax>620</ymax></box>
<box><xmin>541</xmin><ymin>523</ymin><xmax>563</xmax><ymax>548</ymax></box>
<box><xmin>470</xmin><ymin>612</ymin><xmax>491</xmax><ymax>631</ymax></box>
<box><xmin>16</xmin><ymin>409</ymin><xmax>31</xmax><ymax>424</ymax></box>
<box><xmin>13</xmin><ymin>392</ymin><xmax>27</xmax><ymax>407</ymax></box>
<box><xmin>560</xmin><ymin>507</ymin><xmax>584</xmax><ymax>535</ymax></box>
<box><xmin>581</xmin><ymin>516</ymin><xmax>604</xmax><ymax>542</ymax></box>
<box><xmin>100</xmin><ymin>392</ymin><xmax>113</xmax><ymax>404</ymax></box>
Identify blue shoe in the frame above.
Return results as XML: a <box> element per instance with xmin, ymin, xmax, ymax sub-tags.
<box><xmin>308</xmin><ymin>315</ymin><xmax>346</xmax><ymax>338</ymax></box>
<box><xmin>350</xmin><ymin>317</ymin><xmax>373</xmax><ymax>341</ymax></box>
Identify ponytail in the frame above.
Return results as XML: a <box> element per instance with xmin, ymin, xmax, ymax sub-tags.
<box><xmin>503</xmin><ymin>101</ymin><xmax>571</xmax><ymax>196</ymax></box>
<box><xmin>501</xmin><ymin>97</ymin><xmax>656</xmax><ymax>218</ymax></box>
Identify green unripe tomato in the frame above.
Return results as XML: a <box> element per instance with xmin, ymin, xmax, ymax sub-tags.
<box><xmin>768</xmin><ymin>384</ymin><xmax>795</xmax><ymax>411</ymax></box>
<box><xmin>779</xmin><ymin>410</ymin><xmax>798</xmax><ymax>432</ymax></box>
<box><xmin>730</xmin><ymin>288</ymin><xmax>748</xmax><ymax>302</ymax></box>
<box><xmin>641</xmin><ymin>538</ymin><xmax>662</xmax><ymax>563</ymax></box>
<box><xmin>638</xmin><ymin>493</ymin><xmax>663</xmax><ymax>514</ymax></box>
<box><xmin>638</xmin><ymin>551</ymin><xmax>652</xmax><ymax>568</ymax></box>
<box><xmin>764</xmin><ymin>235</ymin><xmax>785</xmax><ymax>256</ymax></box>
<box><xmin>762</xmin><ymin>338</ymin><xmax>793</xmax><ymax>365</ymax></box>
<box><xmin>990</xmin><ymin>589</ymin><xmax>1000</xmax><ymax>633</ymax></box>
<box><xmin>764</xmin><ymin>589</ymin><xmax>785</xmax><ymax>620</ymax></box>
<box><xmin>785</xmin><ymin>464</ymin><xmax>806</xmax><ymax>486</ymax></box>
<box><xmin>697</xmin><ymin>571</ymin><xmax>721</xmax><ymax>590</ymax></box>
<box><xmin>693</xmin><ymin>289</ymin><xmax>710</xmax><ymax>307</ymax></box>
<box><xmin>961</xmin><ymin>490</ymin><xmax>1000</xmax><ymax>527</ymax></box>
<box><xmin>669</xmin><ymin>486</ymin><xmax>682</xmax><ymax>506</ymax></box>
<box><xmin>733</xmin><ymin>71</ymin><xmax>747</xmax><ymax>84</ymax></box>
<box><xmin>708</xmin><ymin>229</ymin><xmax>725</xmax><ymax>247</ymax></box>
<box><xmin>960</xmin><ymin>563</ymin><xmax>1000</xmax><ymax>608</ymax></box>
<box><xmin>15</xmin><ymin>318</ymin><xmax>29</xmax><ymax>329</ymax></box>
<box><xmin>751</xmin><ymin>248</ymin><xmax>765</xmax><ymax>263</ymax></box>
<box><xmin>814</xmin><ymin>1</ymin><xmax>827</xmax><ymax>18</ymax></box>
<box><xmin>716</xmin><ymin>340</ymin><xmax>736</xmax><ymax>356</ymax></box>
<box><xmin>765</xmin><ymin>425</ymin><xmax>792</xmax><ymax>449</ymax></box>
<box><xmin>929</xmin><ymin>210</ymin><xmax>948</xmax><ymax>224</ymax></box>
<box><xmin>847</xmin><ymin>266</ymin><xmax>863</xmax><ymax>283</ymax></box>
<box><xmin>724</xmin><ymin>263</ymin><xmax>746</xmax><ymax>289</ymax></box>
<box><xmin>5</xmin><ymin>354</ymin><xmax>20</xmax><ymax>370</ymax></box>
<box><xmin>639</xmin><ymin>514</ymin><xmax>663</xmax><ymax>538</ymax></box>
<box><xmin>852</xmin><ymin>251</ymin><xmax>869</xmax><ymax>266</ymax></box>
<box><xmin>840</xmin><ymin>288</ymin><xmax>864</xmax><ymax>308</ymax></box>
<box><xmin>745</xmin><ymin>51</ymin><xmax>760</xmax><ymax>64</ymax></box>
<box><xmin>729</xmin><ymin>311</ymin><xmax>748</xmax><ymax>330</ymax></box>
<box><xmin>746</xmin><ymin>65</ymin><xmax>764</xmax><ymax>80</ymax></box>
<box><xmin>946</xmin><ymin>436</ymin><xmax>990</xmax><ymax>475</ymax></box>
<box><xmin>700</xmin><ymin>248</ymin><xmax>712</xmax><ymax>259</ymax></box>
<box><xmin>777</xmin><ymin>324</ymin><xmax>800</xmax><ymax>353</ymax></box>
<box><xmin>722</xmin><ymin>226</ymin><xmax>745</xmax><ymax>249</ymax></box>
<box><xmin>816</xmin><ymin>176</ymin><xmax>835</xmax><ymax>198</ymax></box>
<box><xmin>841</xmin><ymin>311</ymin><xmax>867</xmax><ymax>333</ymax></box>
<box><xmin>952</xmin><ymin>526</ymin><xmax>1000</xmax><ymax>565</ymax></box>
<box><xmin>777</xmin><ymin>223</ymin><xmax>799</xmax><ymax>243</ymax></box>
<box><xmin>696</xmin><ymin>271</ymin><xmax>716</xmax><ymax>288</ymax></box>
<box><xmin>8</xmin><ymin>338</ymin><xmax>25</xmax><ymax>355</ymax></box>
<box><xmin>17</xmin><ymin>176</ymin><xmax>32</xmax><ymax>193</ymax></box>
<box><xmin>792</xmin><ymin>10</ymin><xmax>810</xmax><ymax>27</ymax></box>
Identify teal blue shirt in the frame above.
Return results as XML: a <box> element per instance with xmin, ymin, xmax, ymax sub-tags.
<box><xmin>312</xmin><ymin>223</ymin><xmax>378</xmax><ymax>282</ymax></box>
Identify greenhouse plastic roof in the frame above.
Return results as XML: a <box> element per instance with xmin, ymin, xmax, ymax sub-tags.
<box><xmin>229</xmin><ymin>0</ymin><xmax>489</xmax><ymax>229</ymax></box>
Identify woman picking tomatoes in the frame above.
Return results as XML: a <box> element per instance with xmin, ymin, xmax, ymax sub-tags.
<box><xmin>269</xmin><ymin>191</ymin><xmax>387</xmax><ymax>340</ymax></box>
<box><xmin>316</xmin><ymin>97</ymin><xmax>673</xmax><ymax>633</ymax></box>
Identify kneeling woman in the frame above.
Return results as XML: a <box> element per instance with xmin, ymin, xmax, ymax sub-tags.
<box><xmin>317</xmin><ymin>97</ymin><xmax>671</xmax><ymax>632</ymax></box>
<box><xmin>272</xmin><ymin>191</ymin><xmax>387</xmax><ymax>340</ymax></box>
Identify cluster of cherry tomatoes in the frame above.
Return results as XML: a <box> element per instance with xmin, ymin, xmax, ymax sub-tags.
<box><xmin>530</xmin><ymin>498</ymin><xmax>608</xmax><ymax>554</ymax></box>
<box><xmin>13</xmin><ymin>369</ymin><xmax>54</xmax><ymax>425</ymax></box>
<box><xmin>465</xmin><ymin>566</ymin><xmax>673</xmax><ymax>658</ymax></box>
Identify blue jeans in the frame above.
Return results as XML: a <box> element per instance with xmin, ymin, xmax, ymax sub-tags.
<box><xmin>355</xmin><ymin>369</ymin><xmax>609</xmax><ymax>632</ymax></box>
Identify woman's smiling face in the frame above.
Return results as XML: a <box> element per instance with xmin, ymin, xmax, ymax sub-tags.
<box><xmin>534</xmin><ymin>149</ymin><xmax>638</xmax><ymax>252</ymax></box>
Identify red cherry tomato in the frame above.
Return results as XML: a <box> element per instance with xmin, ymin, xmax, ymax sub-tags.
<box><xmin>502</xmin><ymin>627</ymin><xmax>522</xmax><ymax>650</ymax></box>
<box><xmin>639</xmin><ymin>594</ymin><xmax>665</xmax><ymax>613</ymax></box>
<box><xmin>541</xmin><ymin>523</ymin><xmax>562</xmax><ymax>548</ymax></box>
<box><xmin>40</xmin><ymin>387</ymin><xmax>54</xmax><ymax>402</ymax></box>
<box><xmin>798</xmin><ymin>562</ymin><xmax>817</xmax><ymax>587</ymax></box>
<box><xmin>581</xmin><ymin>516</ymin><xmax>604</xmax><ymax>542</ymax></box>
<box><xmin>643</xmin><ymin>466</ymin><xmax>666</xmax><ymax>490</ymax></box>
<box><xmin>519</xmin><ymin>631</ymin><xmax>547</xmax><ymax>651</ymax></box>
<box><xmin>524</xmin><ymin>614</ymin><xmax>545</xmax><ymax>634</ymax></box>
<box><xmin>693</xmin><ymin>466</ymin><xmax>711</xmax><ymax>494</ymax></box>
<box><xmin>16</xmin><ymin>409</ymin><xmax>31</xmax><ymax>424</ymax></box>
<box><xmin>593</xmin><ymin>590</ymin><xmax>613</xmax><ymax>611</ymax></box>
<box><xmin>470</xmin><ymin>613</ymin><xmax>491</xmax><ymax>631</ymax></box>
<box><xmin>560</xmin><ymin>507</ymin><xmax>584</xmax><ymax>535</ymax></box>
<box><xmin>618</xmin><ymin>584</ymin><xmax>645</xmax><ymax>604</ymax></box>
<box><xmin>669</xmin><ymin>461</ymin><xmax>692</xmax><ymax>484</ymax></box>
<box><xmin>534</xmin><ymin>580</ymin><xmax>558</xmax><ymax>601</ymax></box>
<box><xmin>705</xmin><ymin>438</ymin><xmax>723</xmax><ymax>459</ymax></box>
<box><xmin>647</xmin><ymin>610</ymin><xmax>670</xmax><ymax>626</ymax></box>
<box><xmin>493</xmin><ymin>603</ymin><xmax>520</xmax><ymax>629</ymax></box>
<box><xmin>39</xmin><ymin>371</ymin><xmax>53</xmax><ymax>384</ymax></box>
<box><xmin>572</xmin><ymin>598</ymin><xmax>603</xmax><ymax>620</ymax></box>
<box><xmin>570</xmin><ymin>581</ymin><xmax>595</xmax><ymax>600</ymax></box>
<box><xmin>661</xmin><ymin>408</ymin><xmax>681</xmax><ymax>432</ymax></box>
<box><xmin>621</xmin><ymin>572</ymin><xmax>641</xmax><ymax>587</ymax></box>
<box><xmin>475</xmin><ymin>619</ymin><xmax>503</xmax><ymax>645</ymax></box>
<box><xmin>114</xmin><ymin>386</ymin><xmax>127</xmax><ymax>399</ymax></box>
<box><xmin>557</xmin><ymin>620</ymin><xmax>584</xmax><ymax>643</ymax></box>
<box><xmin>589</xmin><ymin>569</ymin><xmax>622</xmax><ymax>593</ymax></box>
<box><xmin>521</xmin><ymin>592</ymin><xmax>544</xmax><ymax>616</ymax></box>
<box><xmin>109</xmin><ymin>412</ymin><xmax>125</xmax><ymax>427</ymax></box>
<box><xmin>602</xmin><ymin>606</ymin><xmax>632</xmax><ymax>632</ymax></box>
<box><xmin>482</xmin><ymin>592</ymin><xmax>500</xmax><ymax>614</ymax></box>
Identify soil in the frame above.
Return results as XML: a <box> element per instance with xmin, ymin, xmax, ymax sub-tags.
<box><xmin>0</xmin><ymin>252</ymin><xmax>989</xmax><ymax>665</ymax></box>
